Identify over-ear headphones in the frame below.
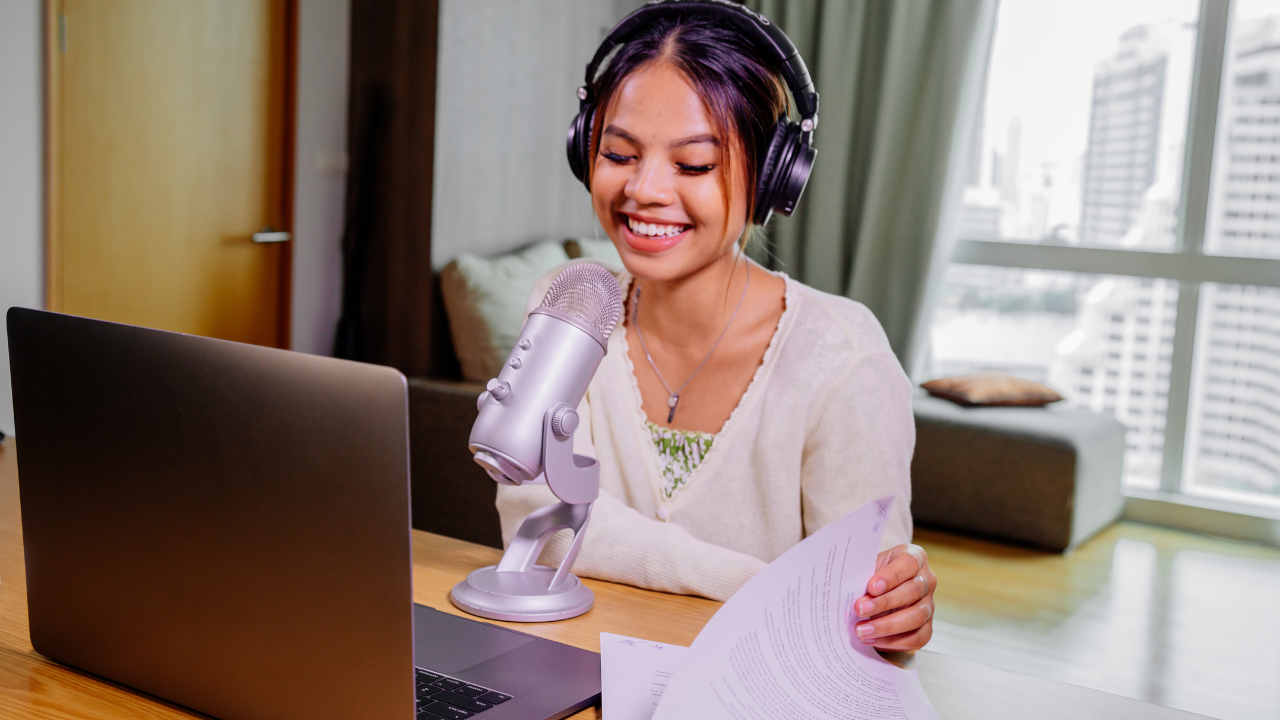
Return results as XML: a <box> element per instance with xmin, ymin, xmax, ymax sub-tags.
<box><xmin>566</xmin><ymin>0</ymin><xmax>819</xmax><ymax>227</ymax></box>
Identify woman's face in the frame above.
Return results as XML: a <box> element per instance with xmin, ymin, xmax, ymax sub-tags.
<box><xmin>591</xmin><ymin>61</ymin><xmax>749</xmax><ymax>283</ymax></box>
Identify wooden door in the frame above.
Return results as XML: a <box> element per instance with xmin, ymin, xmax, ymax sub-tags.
<box><xmin>46</xmin><ymin>0</ymin><xmax>296</xmax><ymax>348</ymax></box>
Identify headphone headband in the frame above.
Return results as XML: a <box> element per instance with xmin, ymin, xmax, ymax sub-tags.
<box><xmin>583</xmin><ymin>0</ymin><xmax>819</xmax><ymax>128</ymax></box>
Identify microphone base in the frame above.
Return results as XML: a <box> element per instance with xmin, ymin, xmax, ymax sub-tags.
<box><xmin>450</xmin><ymin>565</ymin><xmax>594</xmax><ymax>623</ymax></box>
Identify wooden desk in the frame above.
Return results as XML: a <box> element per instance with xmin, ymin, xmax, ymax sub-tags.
<box><xmin>0</xmin><ymin>438</ymin><xmax>1206</xmax><ymax>719</ymax></box>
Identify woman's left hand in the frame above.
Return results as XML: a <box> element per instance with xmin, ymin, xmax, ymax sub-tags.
<box><xmin>850</xmin><ymin>544</ymin><xmax>937</xmax><ymax>651</ymax></box>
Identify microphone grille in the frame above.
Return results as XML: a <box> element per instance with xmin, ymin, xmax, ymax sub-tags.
<box><xmin>539</xmin><ymin>263</ymin><xmax>625</xmax><ymax>340</ymax></box>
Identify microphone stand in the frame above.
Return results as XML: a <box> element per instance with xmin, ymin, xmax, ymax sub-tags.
<box><xmin>450</xmin><ymin>403</ymin><xmax>598</xmax><ymax>622</ymax></box>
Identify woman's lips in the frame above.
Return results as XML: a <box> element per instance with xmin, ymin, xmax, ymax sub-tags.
<box><xmin>620</xmin><ymin>215</ymin><xmax>690</xmax><ymax>253</ymax></box>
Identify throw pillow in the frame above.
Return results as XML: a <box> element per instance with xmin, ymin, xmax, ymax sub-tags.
<box><xmin>921</xmin><ymin>373</ymin><xmax>1064</xmax><ymax>407</ymax></box>
<box><xmin>440</xmin><ymin>241</ymin><xmax>571</xmax><ymax>383</ymax></box>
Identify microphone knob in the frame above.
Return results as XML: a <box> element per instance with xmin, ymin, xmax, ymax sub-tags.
<box><xmin>551</xmin><ymin>407</ymin><xmax>579</xmax><ymax>437</ymax></box>
<box><xmin>476</xmin><ymin>391</ymin><xmax>490</xmax><ymax>412</ymax></box>
<box><xmin>486</xmin><ymin>378</ymin><xmax>511</xmax><ymax>402</ymax></box>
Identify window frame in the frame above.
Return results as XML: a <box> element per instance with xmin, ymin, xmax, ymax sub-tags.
<box><xmin>947</xmin><ymin>0</ymin><xmax>1280</xmax><ymax>530</ymax></box>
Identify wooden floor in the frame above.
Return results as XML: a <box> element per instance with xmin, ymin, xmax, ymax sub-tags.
<box><xmin>915</xmin><ymin>523</ymin><xmax>1280</xmax><ymax>720</ymax></box>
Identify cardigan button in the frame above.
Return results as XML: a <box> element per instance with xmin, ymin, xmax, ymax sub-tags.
<box><xmin>657</xmin><ymin>507</ymin><xmax>669</xmax><ymax>521</ymax></box>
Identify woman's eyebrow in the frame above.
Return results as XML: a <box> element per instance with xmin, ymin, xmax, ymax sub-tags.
<box><xmin>602</xmin><ymin>125</ymin><xmax>639</xmax><ymax>143</ymax></box>
<box><xmin>672</xmin><ymin>134</ymin><xmax>719</xmax><ymax>148</ymax></box>
<box><xmin>600</xmin><ymin>126</ymin><xmax>719</xmax><ymax>149</ymax></box>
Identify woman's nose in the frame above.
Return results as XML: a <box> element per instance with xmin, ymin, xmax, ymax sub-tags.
<box><xmin>625</xmin><ymin>158</ymin><xmax>674</xmax><ymax>206</ymax></box>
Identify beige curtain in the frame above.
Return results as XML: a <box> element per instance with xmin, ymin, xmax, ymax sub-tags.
<box><xmin>748</xmin><ymin>0</ymin><xmax>997</xmax><ymax>380</ymax></box>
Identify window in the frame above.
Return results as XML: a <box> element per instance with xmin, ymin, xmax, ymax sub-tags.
<box><xmin>933</xmin><ymin>0</ymin><xmax>1280</xmax><ymax>513</ymax></box>
<box><xmin>931</xmin><ymin>267</ymin><xmax>1177</xmax><ymax>486</ymax></box>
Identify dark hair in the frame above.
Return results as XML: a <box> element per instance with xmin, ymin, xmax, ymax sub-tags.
<box><xmin>587</xmin><ymin>14</ymin><xmax>789</xmax><ymax>237</ymax></box>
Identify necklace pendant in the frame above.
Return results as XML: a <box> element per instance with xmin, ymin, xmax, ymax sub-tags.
<box><xmin>667</xmin><ymin>394</ymin><xmax>679</xmax><ymax>423</ymax></box>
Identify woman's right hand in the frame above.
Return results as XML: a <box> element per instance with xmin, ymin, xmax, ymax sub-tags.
<box><xmin>850</xmin><ymin>543</ymin><xmax>937</xmax><ymax>651</ymax></box>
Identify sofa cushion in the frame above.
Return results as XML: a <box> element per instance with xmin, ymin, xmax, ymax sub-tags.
<box><xmin>921</xmin><ymin>373</ymin><xmax>1063</xmax><ymax>407</ymax></box>
<box><xmin>439</xmin><ymin>241</ymin><xmax>570</xmax><ymax>383</ymax></box>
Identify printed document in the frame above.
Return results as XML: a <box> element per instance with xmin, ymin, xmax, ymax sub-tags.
<box><xmin>600</xmin><ymin>632</ymin><xmax>689</xmax><ymax>719</ymax></box>
<box><xmin>640</xmin><ymin>496</ymin><xmax>942</xmax><ymax>719</ymax></box>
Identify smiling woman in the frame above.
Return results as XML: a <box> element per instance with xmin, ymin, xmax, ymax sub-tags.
<box><xmin>593</xmin><ymin>61</ymin><xmax>755</xmax><ymax>279</ymax></box>
<box><xmin>585</xmin><ymin>16</ymin><xmax>787</xmax><ymax>279</ymax></box>
<box><xmin>497</xmin><ymin>1</ymin><xmax>937</xmax><ymax>652</ymax></box>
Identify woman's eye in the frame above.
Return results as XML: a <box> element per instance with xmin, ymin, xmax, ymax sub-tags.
<box><xmin>602</xmin><ymin>151</ymin><xmax>633</xmax><ymax>164</ymax></box>
<box><xmin>678</xmin><ymin>163</ymin><xmax>715</xmax><ymax>175</ymax></box>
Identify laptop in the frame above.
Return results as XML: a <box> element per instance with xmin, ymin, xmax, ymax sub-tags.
<box><xmin>6</xmin><ymin>308</ymin><xmax>600</xmax><ymax>720</ymax></box>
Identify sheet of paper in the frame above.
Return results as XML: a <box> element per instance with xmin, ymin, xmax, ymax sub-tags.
<box><xmin>652</xmin><ymin>496</ymin><xmax>942</xmax><ymax>720</ymax></box>
<box><xmin>600</xmin><ymin>632</ymin><xmax>690</xmax><ymax>720</ymax></box>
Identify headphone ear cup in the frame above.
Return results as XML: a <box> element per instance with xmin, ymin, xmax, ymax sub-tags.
<box><xmin>779</xmin><ymin>141</ymin><xmax>816</xmax><ymax>217</ymax></box>
<box><xmin>754</xmin><ymin>118</ymin><xmax>798</xmax><ymax>226</ymax></box>
<box><xmin>566</xmin><ymin>104</ymin><xmax>595</xmax><ymax>189</ymax></box>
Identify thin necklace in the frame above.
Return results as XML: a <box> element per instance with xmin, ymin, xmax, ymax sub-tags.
<box><xmin>633</xmin><ymin>260</ymin><xmax>751</xmax><ymax>424</ymax></box>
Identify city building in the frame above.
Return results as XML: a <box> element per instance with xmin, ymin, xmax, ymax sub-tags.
<box><xmin>1078</xmin><ymin>22</ymin><xmax>1193</xmax><ymax>248</ymax></box>
<box><xmin>1206</xmin><ymin>16</ymin><xmax>1280</xmax><ymax>259</ymax></box>
<box><xmin>1184</xmin><ymin>16</ymin><xmax>1280</xmax><ymax>500</ymax></box>
<box><xmin>1048</xmin><ymin>277</ymin><xmax>1177</xmax><ymax>487</ymax></box>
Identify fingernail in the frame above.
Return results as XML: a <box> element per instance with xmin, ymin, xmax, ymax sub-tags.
<box><xmin>857</xmin><ymin>600</ymin><xmax>873</xmax><ymax>616</ymax></box>
<box><xmin>872</xmin><ymin>579</ymin><xmax>886</xmax><ymax>595</ymax></box>
<box><xmin>856</xmin><ymin>623</ymin><xmax>873</xmax><ymax>638</ymax></box>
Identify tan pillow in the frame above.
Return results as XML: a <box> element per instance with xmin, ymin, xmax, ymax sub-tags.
<box><xmin>439</xmin><ymin>241</ymin><xmax>571</xmax><ymax>383</ymax></box>
<box><xmin>921</xmin><ymin>373</ymin><xmax>1063</xmax><ymax>407</ymax></box>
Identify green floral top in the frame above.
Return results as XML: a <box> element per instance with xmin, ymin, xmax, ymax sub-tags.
<box><xmin>645</xmin><ymin>421</ymin><xmax>715</xmax><ymax>499</ymax></box>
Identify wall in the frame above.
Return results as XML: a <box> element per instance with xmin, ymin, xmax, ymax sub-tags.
<box><xmin>430</xmin><ymin>0</ymin><xmax>643</xmax><ymax>268</ymax></box>
<box><xmin>0</xmin><ymin>0</ymin><xmax>43</xmax><ymax>438</ymax></box>
<box><xmin>291</xmin><ymin>0</ymin><xmax>351</xmax><ymax>356</ymax></box>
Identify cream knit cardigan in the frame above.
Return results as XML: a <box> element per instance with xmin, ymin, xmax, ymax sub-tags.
<box><xmin>496</xmin><ymin>262</ymin><xmax>916</xmax><ymax>602</ymax></box>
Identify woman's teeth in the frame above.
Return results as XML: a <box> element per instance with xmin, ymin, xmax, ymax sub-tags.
<box><xmin>626</xmin><ymin>217</ymin><xmax>686</xmax><ymax>237</ymax></box>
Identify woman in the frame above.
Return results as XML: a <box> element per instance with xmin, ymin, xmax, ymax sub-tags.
<box><xmin>498</xmin><ymin>4</ymin><xmax>937</xmax><ymax>652</ymax></box>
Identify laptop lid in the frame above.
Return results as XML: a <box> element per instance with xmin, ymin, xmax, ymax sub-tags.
<box><xmin>7</xmin><ymin>308</ymin><xmax>416</xmax><ymax>720</ymax></box>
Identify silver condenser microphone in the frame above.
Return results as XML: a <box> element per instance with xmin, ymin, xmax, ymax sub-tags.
<box><xmin>452</xmin><ymin>262</ymin><xmax>624</xmax><ymax>623</ymax></box>
<box><xmin>469</xmin><ymin>262</ymin><xmax>624</xmax><ymax>491</ymax></box>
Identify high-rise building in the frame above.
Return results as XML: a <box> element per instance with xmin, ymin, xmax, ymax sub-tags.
<box><xmin>1048</xmin><ymin>278</ymin><xmax>1177</xmax><ymax>486</ymax></box>
<box><xmin>1184</xmin><ymin>17</ymin><xmax>1280</xmax><ymax>500</ymax></box>
<box><xmin>1050</xmin><ymin>23</ymin><xmax>1192</xmax><ymax>485</ymax></box>
<box><xmin>1078</xmin><ymin>23</ymin><xmax>1193</xmax><ymax>247</ymax></box>
<box><xmin>1185</xmin><ymin>284</ymin><xmax>1280</xmax><ymax>496</ymax></box>
<box><xmin>1206</xmin><ymin>16</ymin><xmax>1280</xmax><ymax>258</ymax></box>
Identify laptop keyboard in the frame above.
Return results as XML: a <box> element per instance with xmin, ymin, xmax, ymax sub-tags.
<box><xmin>415</xmin><ymin>667</ymin><xmax>513</xmax><ymax>719</ymax></box>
